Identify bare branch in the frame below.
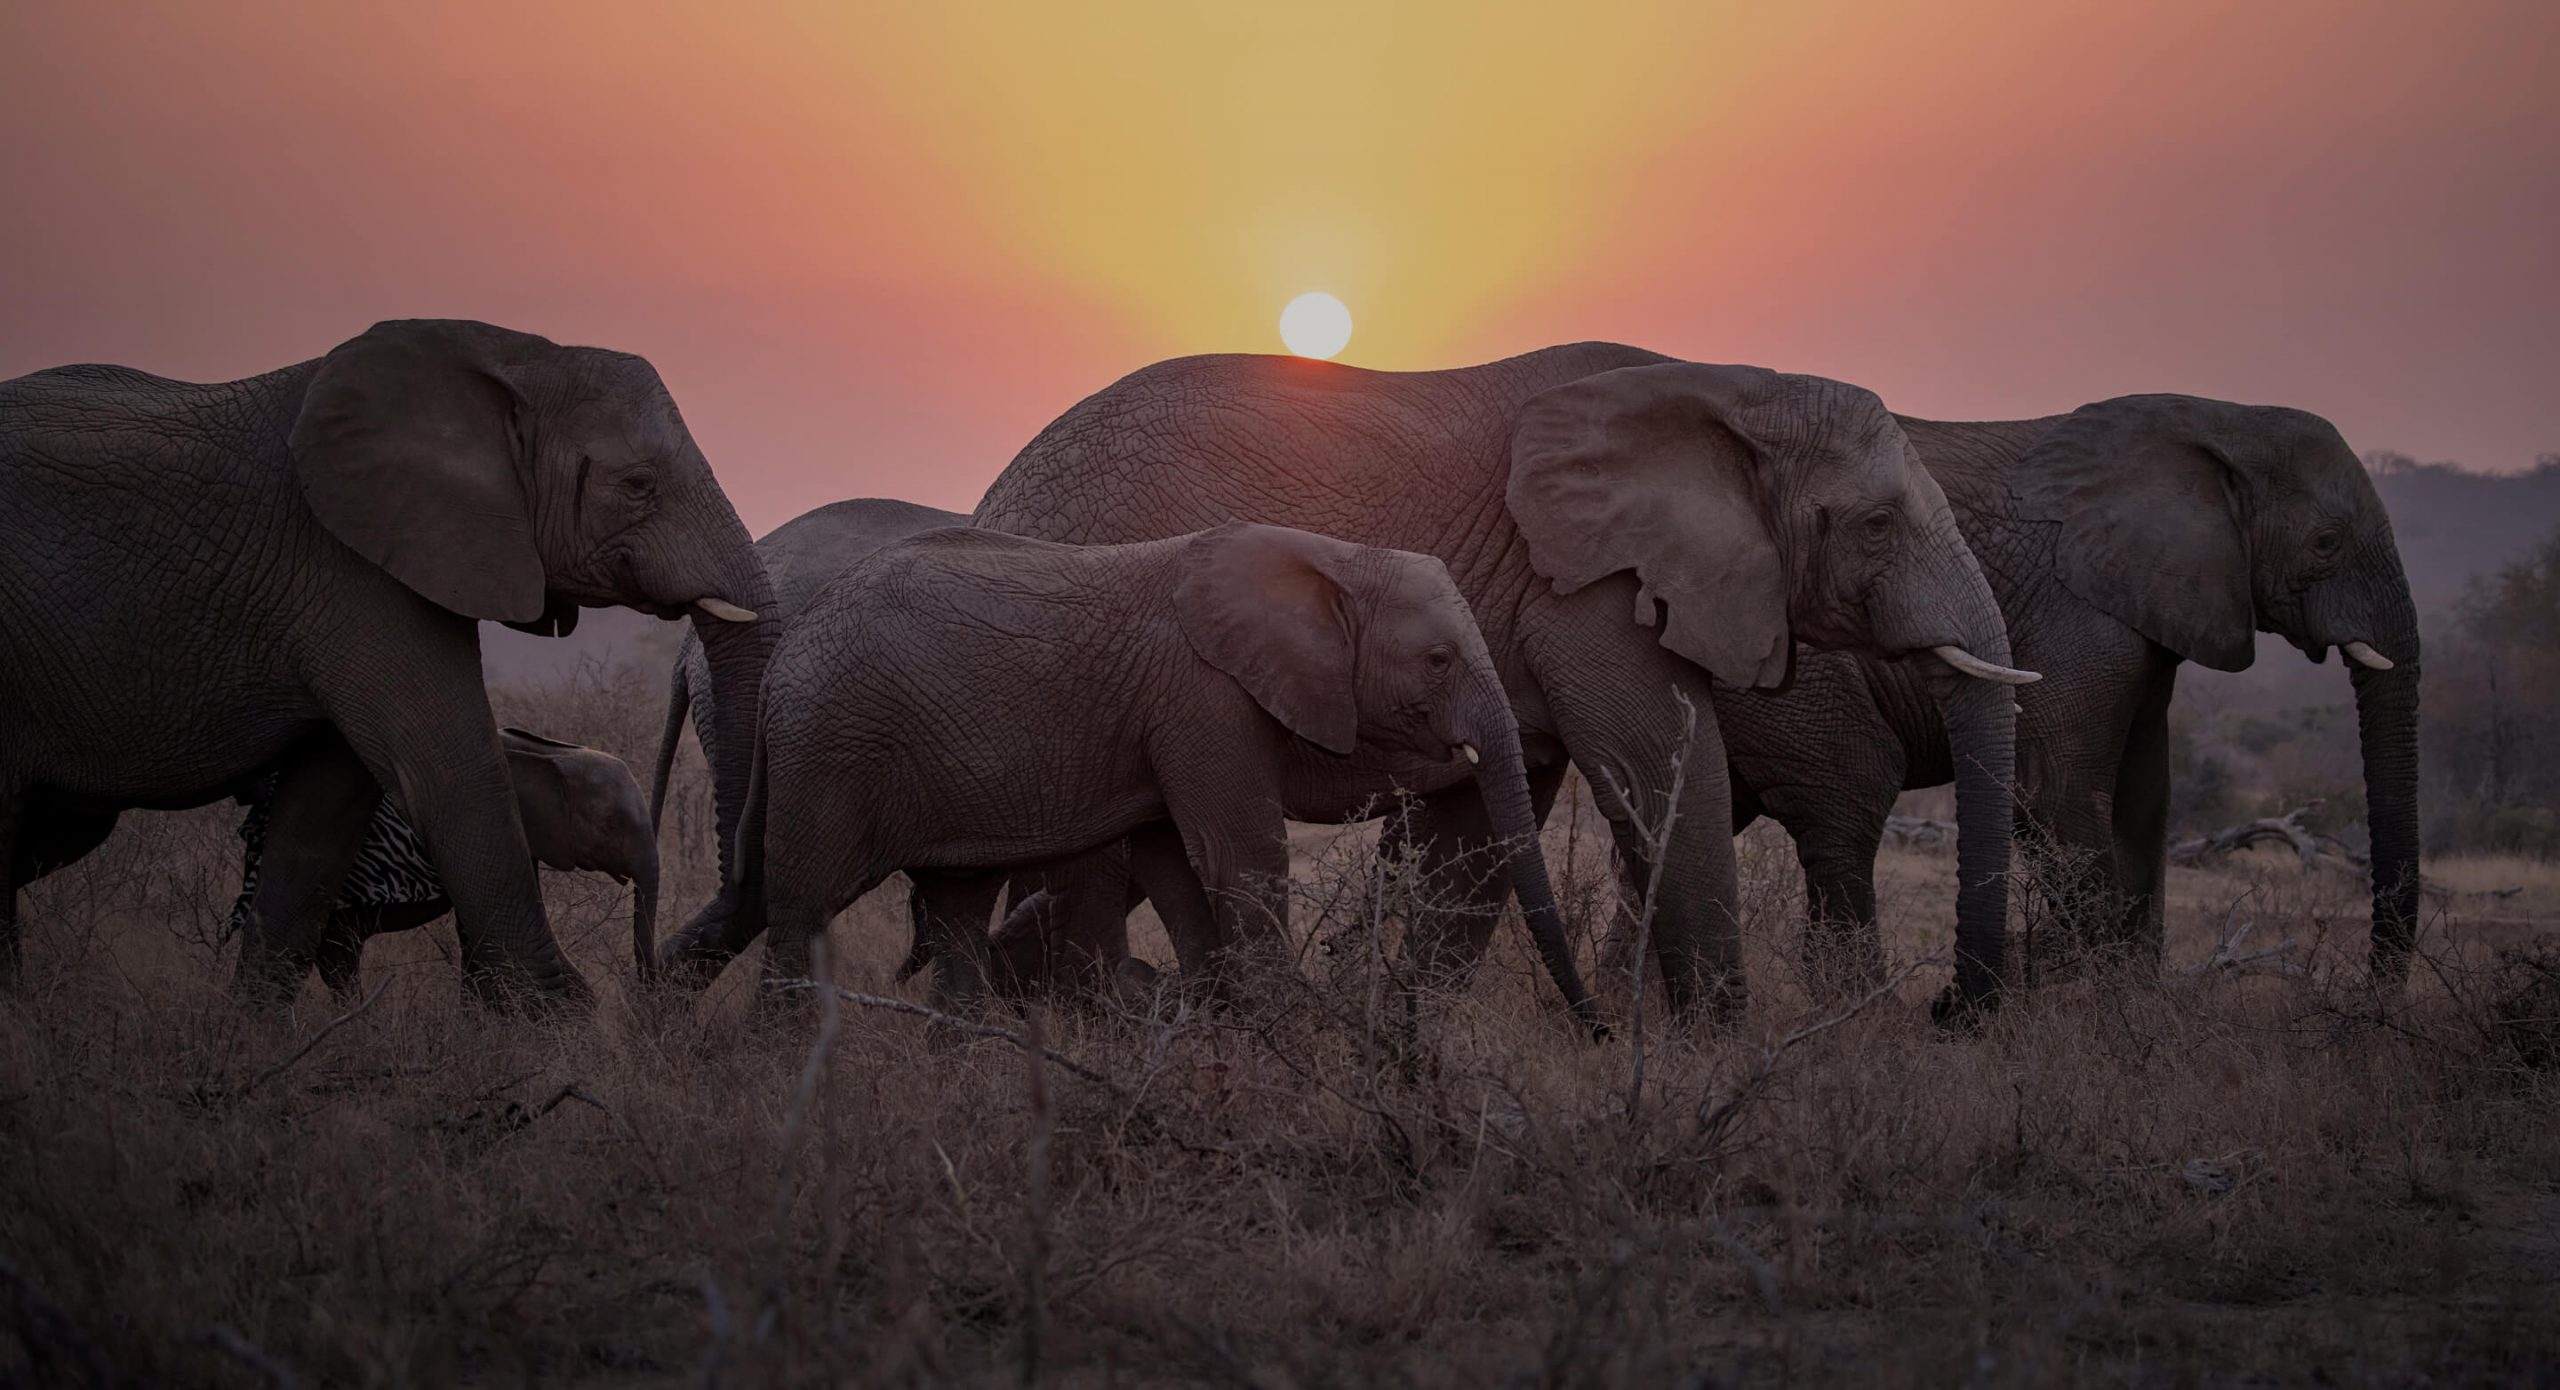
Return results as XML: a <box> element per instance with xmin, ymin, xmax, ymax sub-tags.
<box><xmin>221</xmin><ymin>978</ymin><xmax>390</xmax><ymax>1101</ymax></box>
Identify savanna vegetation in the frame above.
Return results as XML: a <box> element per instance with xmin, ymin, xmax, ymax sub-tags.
<box><xmin>3</xmin><ymin>656</ymin><xmax>2554</xmax><ymax>1387</ymax></box>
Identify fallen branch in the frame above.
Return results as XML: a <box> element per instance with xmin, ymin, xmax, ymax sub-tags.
<box><xmin>1882</xmin><ymin>815</ymin><xmax>1956</xmax><ymax>851</ymax></box>
<box><xmin>194</xmin><ymin>979</ymin><xmax>390</xmax><ymax>1103</ymax></box>
<box><xmin>2168</xmin><ymin>802</ymin><xmax>2368</xmax><ymax>874</ymax></box>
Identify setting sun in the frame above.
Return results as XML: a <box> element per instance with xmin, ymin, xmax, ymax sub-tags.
<box><xmin>1278</xmin><ymin>292</ymin><xmax>1353</xmax><ymax>360</ymax></box>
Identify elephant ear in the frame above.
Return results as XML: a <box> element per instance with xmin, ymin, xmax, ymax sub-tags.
<box><xmin>1175</xmin><ymin>523</ymin><xmax>1360</xmax><ymax>755</ymax></box>
<box><xmin>2012</xmin><ymin>396</ymin><xmax>2256</xmax><ymax>672</ymax></box>
<box><xmin>1506</xmin><ymin>362</ymin><xmax>1793</xmax><ymax>688</ymax></box>
<box><xmin>288</xmin><ymin>319</ymin><xmax>550</xmax><ymax>624</ymax></box>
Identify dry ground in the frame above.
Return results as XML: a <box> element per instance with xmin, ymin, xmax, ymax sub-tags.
<box><xmin>3</xmin><ymin>671</ymin><xmax>2556</xmax><ymax>1387</ymax></box>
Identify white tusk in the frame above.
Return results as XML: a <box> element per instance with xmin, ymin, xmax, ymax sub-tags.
<box><xmin>1930</xmin><ymin>645</ymin><xmax>2042</xmax><ymax>686</ymax></box>
<box><xmin>2342</xmin><ymin>640</ymin><xmax>2394</xmax><ymax>671</ymax></box>
<box><xmin>694</xmin><ymin>598</ymin><xmax>759</xmax><ymax>623</ymax></box>
<box><xmin>1460</xmin><ymin>743</ymin><xmax>1480</xmax><ymax>765</ymax></box>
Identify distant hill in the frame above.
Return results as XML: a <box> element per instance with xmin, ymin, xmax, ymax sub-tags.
<box><xmin>2366</xmin><ymin>453</ymin><xmax>2560</xmax><ymax>618</ymax></box>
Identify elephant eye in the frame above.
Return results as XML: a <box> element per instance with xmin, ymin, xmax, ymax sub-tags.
<box><xmin>2310</xmin><ymin>527</ymin><xmax>2344</xmax><ymax>557</ymax></box>
<box><xmin>1425</xmin><ymin>647</ymin><xmax>1454</xmax><ymax>673</ymax></box>
<box><xmin>1862</xmin><ymin>509</ymin><xmax>1896</xmax><ymax>541</ymax></box>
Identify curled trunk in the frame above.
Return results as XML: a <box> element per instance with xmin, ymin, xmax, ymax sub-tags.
<box><xmin>1462</xmin><ymin>692</ymin><xmax>1605</xmax><ymax>1037</ymax></box>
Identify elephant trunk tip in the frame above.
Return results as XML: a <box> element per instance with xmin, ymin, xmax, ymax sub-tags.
<box><xmin>1931</xmin><ymin>645</ymin><xmax>2040</xmax><ymax>686</ymax></box>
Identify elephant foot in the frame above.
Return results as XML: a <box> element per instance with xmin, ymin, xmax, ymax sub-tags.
<box><xmin>1111</xmin><ymin>956</ymin><xmax>1164</xmax><ymax>1005</ymax></box>
<box><xmin>1928</xmin><ymin>981</ymin><xmax>1999</xmax><ymax>1033</ymax></box>
<box><xmin>465</xmin><ymin>958</ymin><xmax>595</xmax><ymax>1019</ymax></box>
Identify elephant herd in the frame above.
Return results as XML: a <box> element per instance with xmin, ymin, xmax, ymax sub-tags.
<box><xmin>0</xmin><ymin>320</ymin><xmax>2422</xmax><ymax>1036</ymax></box>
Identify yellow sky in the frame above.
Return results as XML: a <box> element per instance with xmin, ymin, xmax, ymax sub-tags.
<box><xmin>3</xmin><ymin>1</ymin><xmax>2554</xmax><ymax>527</ymax></box>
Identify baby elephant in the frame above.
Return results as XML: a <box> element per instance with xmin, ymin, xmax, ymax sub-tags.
<box><xmin>666</xmin><ymin>523</ymin><xmax>1599</xmax><ymax>1030</ymax></box>
<box><xmin>229</xmin><ymin>729</ymin><xmax>658</xmax><ymax>995</ymax></box>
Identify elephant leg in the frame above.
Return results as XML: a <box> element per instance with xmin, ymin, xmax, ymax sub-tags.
<box><xmin>2014</xmin><ymin>789</ymin><xmax>2120</xmax><ymax>978</ymax></box>
<box><xmin>909</xmin><ymin>871</ymin><xmax>1007</xmax><ymax>1014</ymax></box>
<box><xmin>1550</xmin><ymin>693</ymin><xmax>1746</xmax><ymax>1025</ymax></box>
<box><xmin>1044</xmin><ymin>849</ymin><xmax>1141</xmax><ymax>996</ymax></box>
<box><xmin>2</xmin><ymin>796</ymin><xmax>123</xmax><ymax>983</ymax></box>
<box><xmin>1128</xmin><ymin>819</ymin><xmax>1217</xmax><ymax>976</ymax></box>
<box><xmin>1397</xmin><ymin>762</ymin><xmax>1568</xmax><ymax>991</ymax></box>
<box><xmin>992</xmin><ymin>844</ymin><xmax>1143</xmax><ymax>998</ymax></box>
<box><xmin>1795</xmin><ymin>825</ymin><xmax>1889</xmax><ymax>1001</ymax></box>
<box><xmin>233</xmin><ymin>743</ymin><xmax>381</xmax><ymax>1006</ymax></box>
<box><xmin>317</xmin><ymin>899</ymin><xmax>452</xmax><ymax>997</ymax></box>
<box><xmin>1155</xmin><ymin>772</ymin><xmax>1291</xmax><ymax>980</ymax></box>
<box><xmin>314</xmin><ymin>910</ymin><xmax>372</xmax><ymax>998</ymax></box>
<box><xmin>1756</xmin><ymin>778</ymin><xmax>1897</xmax><ymax>1003</ymax></box>
<box><xmin>1598</xmin><ymin>775</ymin><xmax>1738</xmax><ymax>979</ymax></box>
<box><xmin>316</xmin><ymin>643</ymin><xmax>583</xmax><ymax>1007</ymax></box>
<box><xmin>2110</xmin><ymin>664</ymin><xmax>2178</xmax><ymax>967</ymax></box>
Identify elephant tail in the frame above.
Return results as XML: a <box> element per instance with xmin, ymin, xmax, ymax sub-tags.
<box><xmin>648</xmin><ymin>658</ymin><xmax>690</xmax><ymax>835</ymax></box>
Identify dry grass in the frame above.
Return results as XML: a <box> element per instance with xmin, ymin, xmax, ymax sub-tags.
<box><xmin>4</xmin><ymin>667</ymin><xmax>2557</xmax><ymax>1387</ymax></box>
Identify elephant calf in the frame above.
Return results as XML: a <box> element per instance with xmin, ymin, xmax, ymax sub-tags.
<box><xmin>228</xmin><ymin>730</ymin><xmax>658</xmax><ymax>995</ymax></box>
<box><xmin>665</xmin><ymin>522</ymin><xmax>1603</xmax><ymax>1032</ymax></box>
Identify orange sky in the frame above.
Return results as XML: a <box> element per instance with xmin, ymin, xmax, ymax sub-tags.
<box><xmin>4</xmin><ymin>1</ymin><xmax>2554</xmax><ymax>533</ymax></box>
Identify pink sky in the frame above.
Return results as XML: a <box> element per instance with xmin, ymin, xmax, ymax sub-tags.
<box><xmin>4</xmin><ymin>1</ymin><xmax>2554</xmax><ymax>536</ymax></box>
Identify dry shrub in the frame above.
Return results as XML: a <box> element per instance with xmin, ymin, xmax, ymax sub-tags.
<box><xmin>2</xmin><ymin>667</ymin><xmax>2556</xmax><ymax>1386</ymax></box>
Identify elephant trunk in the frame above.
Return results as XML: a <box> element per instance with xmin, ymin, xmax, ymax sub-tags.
<box><xmin>680</xmin><ymin>518</ymin><xmax>778</xmax><ymax>888</ymax></box>
<box><xmin>1882</xmin><ymin>474</ymin><xmax>2025</xmax><ymax>1016</ymax></box>
<box><xmin>648</xmin><ymin>646</ymin><xmax>692</xmax><ymax>833</ymax></box>
<box><xmin>1928</xmin><ymin>662</ymin><xmax>2018</xmax><ymax>1014</ymax></box>
<box><xmin>1459</xmin><ymin>685</ymin><xmax>1605</xmax><ymax>1037</ymax></box>
<box><xmin>2350</xmin><ymin>596</ymin><xmax>2423</xmax><ymax>983</ymax></box>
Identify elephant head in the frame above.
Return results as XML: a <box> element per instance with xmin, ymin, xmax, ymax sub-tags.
<box><xmin>289</xmin><ymin>319</ymin><xmax>778</xmax><ymax>885</ymax></box>
<box><xmin>1504</xmin><ymin>362</ymin><xmax>2035</xmax><ymax>690</ymax></box>
<box><xmin>1176</xmin><ymin>523</ymin><xmax>1603</xmax><ymax>1032</ymax></box>
<box><xmin>1504</xmin><ymin>362</ymin><xmax>2034</xmax><ymax>1007</ymax></box>
<box><xmin>2013</xmin><ymin>395</ymin><xmax>2422</xmax><ymax>978</ymax></box>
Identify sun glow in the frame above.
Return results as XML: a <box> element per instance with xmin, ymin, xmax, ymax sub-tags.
<box><xmin>1278</xmin><ymin>292</ymin><xmax>1354</xmax><ymax>360</ymax></box>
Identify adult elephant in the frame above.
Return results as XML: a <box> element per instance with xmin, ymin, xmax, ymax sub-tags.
<box><xmin>650</xmin><ymin>497</ymin><xmax>963</xmax><ymax>842</ymax></box>
<box><xmin>0</xmin><ymin>319</ymin><xmax>775</xmax><ymax>1006</ymax></box>
<box><xmin>972</xmin><ymin>344</ymin><xmax>2037</xmax><ymax>1021</ymax></box>
<box><xmin>1709</xmin><ymin>396</ymin><xmax>2422</xmax><ymax>982</ymax></box>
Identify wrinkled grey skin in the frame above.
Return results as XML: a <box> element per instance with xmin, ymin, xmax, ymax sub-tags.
<box><xmin>651</xmin><ymin>498</ymin><xmax>964</xmax><ymax>845</ymax></box>
<box><xmin>0</xmin><ymin>320</ymin><xmax>775</xmax><ymax>1007</ymax></box>
<box><xmin>972</xmin><ymin>345</ymin><xmax>2028</xmax><ymax>1021</ymax></box>
<box><xmin>296</xmin><ymin>730</ymin><xmax>661</xmax><ymax>995</ymax></box>
<box><xmin>663</xmin><ymin>524</ymin><xmax>1602</xmax><ymax>1032</ymax></box>
<box><xmin>1709</xmin><ymin>397</ymin><xmax>2422</xmax><ymax>984</ymax></box>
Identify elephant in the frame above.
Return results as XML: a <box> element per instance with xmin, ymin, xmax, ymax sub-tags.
<box><xmin>0</xmin><ymin>319</ymin><xmax>776</xmax><ymax>1007</ymax></box>
<box><xmin>1704</xmin><ymin>395</ymin><xmax>2421</xmax><ymax>983</ymax></box>
<box><xmin>970</xmin><ymin>345</ymin><xmax>2037</xmax><ymax>1021</ymax></box>
<box><xmin>663</xmin><ymin>522</ymin><xmax>1604</xmax><ymax>1034</ymax></box>
<box><xmin>227</xmin><ymin>729</ymin><xmax>659</xmax><ymax>995</ymax></box>
<box><xmin>649</xmin><ymin>497</ymin><xmax>964</xmax><ymax>841</ymax></box>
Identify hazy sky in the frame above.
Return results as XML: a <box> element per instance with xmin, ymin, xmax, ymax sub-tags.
<box><xmin>4</xmin><ymin>1</ymin><xmax>2554</xmax><ymax>534</ymax></box>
